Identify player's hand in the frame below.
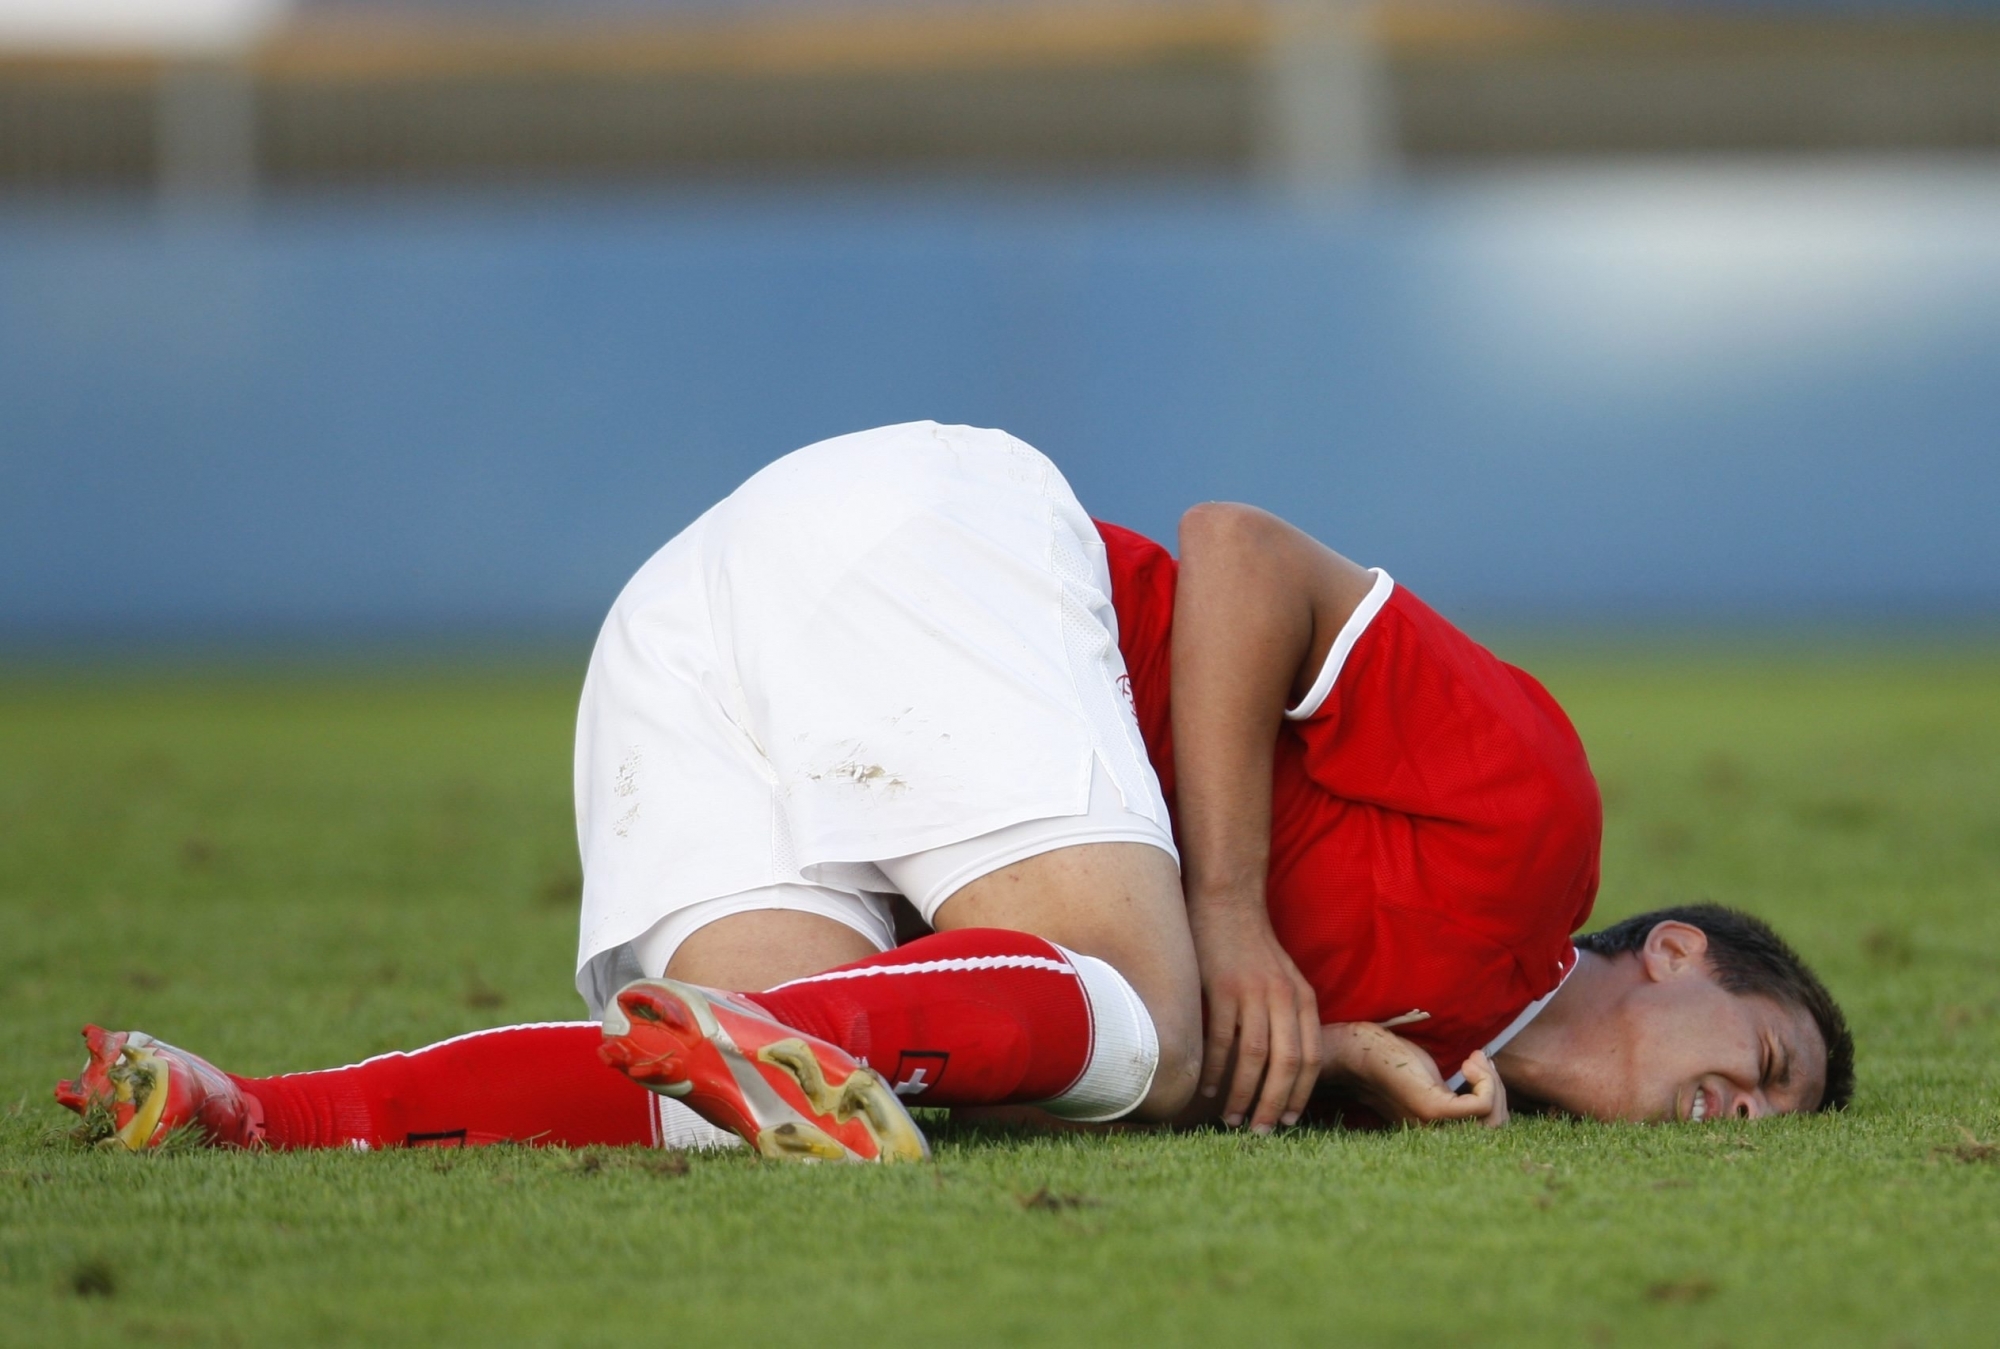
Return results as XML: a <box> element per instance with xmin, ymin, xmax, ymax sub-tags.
<box><xmin>1188</xmin><ymin>898</ymin><xmax>1322</xmax><ymax>1133</ymax></box>
<box><xmin>1320</xmin><ymin>1023</ymin><xmax>1510</xmax><ymax>1129</ymax></box>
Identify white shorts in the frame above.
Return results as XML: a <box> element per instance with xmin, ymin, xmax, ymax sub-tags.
<box><xmin>573</xmin><ymin>422</ymin><xmax>1177</xmax><ymax>1016</ymax></box>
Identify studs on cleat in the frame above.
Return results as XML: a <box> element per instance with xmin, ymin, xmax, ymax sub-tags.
<box><xmin>756</xmin><ymin>1041</ymin><xmax>843</xmax><ymax>1115</ymax></box>
<box><xmin>753</xmin><ymin>1039</ymin><xmax>929</xmax><ymax>1164</ymax></box>
<box><xmin>615</xmin><ymin>985</ymin><xmax>701</xmax><ymax>1036</ymax></box>
<box><xmin>759</xmin><ymin>1121</ymin><xmax>851</xmax><ymax>1162</ymax></box>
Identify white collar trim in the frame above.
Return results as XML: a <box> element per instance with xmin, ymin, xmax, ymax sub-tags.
<box><xmin>1443</xmin><ymin>947</ymin><xmax>1579</xmax><ymax>1092</ymax></box>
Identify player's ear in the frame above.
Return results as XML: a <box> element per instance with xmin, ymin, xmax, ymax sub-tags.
<box><xmin>1638</xmin><ymin>921</ymin><xmax>1711</xmax><ymax>982</ymax></box>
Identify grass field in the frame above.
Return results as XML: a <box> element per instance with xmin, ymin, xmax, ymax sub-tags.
<box><xmin>3</xmin><ymin>648</ymin><xmax>1997</xmax><ymax>1346</ymax></box>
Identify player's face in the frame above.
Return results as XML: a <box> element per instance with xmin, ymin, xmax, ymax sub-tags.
<box><xmin>1613</xmin><ymin>975</ymin><xmax>1828</xmax><ymax>1123</ymax></box>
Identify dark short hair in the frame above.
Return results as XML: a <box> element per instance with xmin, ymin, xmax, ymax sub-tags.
<box><xmin>1574</xmin><ymin>904</ymin><xmax>1854</xmax><ymax>1112</ymax></box>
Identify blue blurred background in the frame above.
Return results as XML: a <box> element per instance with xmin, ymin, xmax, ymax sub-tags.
<box><xmin>3</xmin><ymin>0</ymin><xmax>1997</xmax><ymax>645</ymax></box>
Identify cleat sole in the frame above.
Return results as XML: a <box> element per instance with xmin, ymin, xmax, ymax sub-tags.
<box><xmin>755</xmin><ymin>1040</ymin><xmax>929</xmax><ymax>1165</ymax></box>
<box><xmin>602</xmin><ymin>978</ymin><xmax>929</xmax><ymax>1164</ymax></box>
<box><xmin>757</xmin><ymin>1120</ymin><xmax>854</xmax><ymax>1162</ymax></box>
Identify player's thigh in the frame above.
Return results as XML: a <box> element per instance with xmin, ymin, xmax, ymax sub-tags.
<box><xmin>665</xmin><ymin>910</ymin><xmax>880</xmax><ymax>991</ymax></box>
<box><xmin>931</xmin><ymin>841</ymin><xmax>1201</xmax><ymax>1117</ymax></box>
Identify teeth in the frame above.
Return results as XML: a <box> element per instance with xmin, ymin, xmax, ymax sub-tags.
<box><xmin>1691</xmin><ymin>1088</ymin><xmax>1707</xmax><ymax>1122</ymax></box>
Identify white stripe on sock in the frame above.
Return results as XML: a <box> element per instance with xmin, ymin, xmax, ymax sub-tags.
<box><xmin>350</xmin><ymin>1021</ymin><xmax>601</xmax><ymax>1070</ymax></box>
<box><xmin>764</xmin><ymin>953</ymin><xmax>1074</xmax><ymax>991</ymax></box>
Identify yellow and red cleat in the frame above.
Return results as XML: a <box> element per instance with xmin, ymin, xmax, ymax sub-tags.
<box><xmin>599</xmin><ymin>979</ymin><xmax>929</xmax><ymax>1164</ymax></box>
<box><xmin>54</xmin><ymin>1025</ymin><xmax>265</xmax><ymax>1150</ymax></box>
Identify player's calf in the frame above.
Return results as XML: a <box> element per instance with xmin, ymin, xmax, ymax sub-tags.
<box><xmin>625</xmin><ymin>924</ymin><xmax>1171</xmax><ymax>1162</ymax></box>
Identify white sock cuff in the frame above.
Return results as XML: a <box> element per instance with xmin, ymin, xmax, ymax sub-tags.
<box><xmin>654</xmin><ymin>1096</ymin><xmax>743</xmax><ymax>1152</ymax></box>
<box><xmin>1038</xmin><ymin>946</ymin><xmax>1160</xmax><ymax>1122</ymax></box>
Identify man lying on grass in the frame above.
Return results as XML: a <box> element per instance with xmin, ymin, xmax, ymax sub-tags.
<box><xmin>56</xmin><ymin>423</ymin><xmax>1853</xmax><ymax>1160</ymax></box>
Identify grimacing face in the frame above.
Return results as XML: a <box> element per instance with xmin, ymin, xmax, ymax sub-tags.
<box><xmin>1550</xmin><ymin>923</ymin><xmax>1830</xmax><ymax>1122</ymax></box>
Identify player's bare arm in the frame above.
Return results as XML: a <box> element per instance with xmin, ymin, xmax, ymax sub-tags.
<box><xmin>1318</xmin><ymin>1024</ymin><xmax>1509</xmax><ymax>1129</ymax></box>
<box><xmin>1170</xmin><ymin>501</ymin><xmax>1374</xmax><ymax>1133</ymax></box>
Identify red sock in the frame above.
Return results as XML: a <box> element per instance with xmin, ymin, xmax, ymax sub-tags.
<box><xmin>236</xmin><ymin>931</ymin><xmax>1141</xmax><ymax>1146</ymax></box>
<box><xmin>234</xmin><ymin>1022</ymin><xmax>655</xmax><ymax>1150</ymax></box>
<box><xmin>744</xmin><ymin>928</ymin><xmax>1095</xmax><ymax>1108</ymax></box>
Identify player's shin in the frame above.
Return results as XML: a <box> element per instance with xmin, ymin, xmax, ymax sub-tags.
<box><xmin>597</xmin><ymin>929</ymin><xmax>1166</xmax><ymax>1160</ymax></box>
<box><xmin>746</xmin><ymin>928</ymin><xmax>1161</xmax><ymax>1119</ymax></box>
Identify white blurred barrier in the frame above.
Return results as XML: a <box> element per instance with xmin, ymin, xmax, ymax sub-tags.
<box><xmin>157</xmin><ymin>59</ymin><xmax>259</xmax><ymax>201</ymax></box>
<box><xmin>1259</xmin><ymin>0</ymin><xmax>1396</xmax><ymax>197</ymax></box>
<box><xmin>1</xmin><ymin>3</ymin><xmax>1994</xmax><ymax>192</ymax></box>
<box><xmin>0</xmin><ymin>0</ymin><xmax>287</xmax><ymax>53</ymax></box>
<box><xmin>0</xmin><ymin>0</ymin><xmax>284</xmax><ymax>200</ymax></box>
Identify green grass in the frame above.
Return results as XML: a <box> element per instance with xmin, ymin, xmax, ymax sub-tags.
<box><xmin>3</xmin><ymin>649</ymin><xmax>1998</xmax><ymax>1347</ymax></box>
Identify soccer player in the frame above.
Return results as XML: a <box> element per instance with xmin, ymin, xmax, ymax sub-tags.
<box><xmin>56</xmin><ymin>423</ymin><xmax>1852</xmax><ymax>1159</ymax></box>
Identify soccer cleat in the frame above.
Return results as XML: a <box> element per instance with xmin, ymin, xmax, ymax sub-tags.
<box><xmin>599</xmin><ymin>978</ymin><xmax>929</xmax><ymax>1164</ymax></box>
<box><xmin>53</xmin><ymin>1025</ymin><xmax>265</xmax><ymax>1151</ymax></box>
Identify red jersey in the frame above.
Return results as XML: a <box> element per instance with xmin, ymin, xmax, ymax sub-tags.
<box><xmin>1097</xmin><ymin>521</ymin><xmax>1601</xmax><ymax>1076</ymax></box>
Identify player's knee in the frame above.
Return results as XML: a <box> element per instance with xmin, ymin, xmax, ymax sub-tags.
<box><xmin>1148</xmin><ymin>1034</ymin><xmax>1202</xmax><ymax>1118</ymax></box>
<box><xmin>1134</xmin><ymin>989</ymin><xmax>1202</xmax><ymax>1119</ymax></box>
<box><xmin>1042</xmin><ymin>950</ymin><xmax>1199</xmax><ymax>1123</ymax></box>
